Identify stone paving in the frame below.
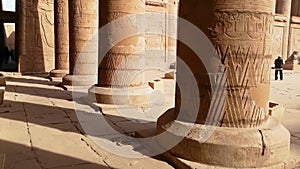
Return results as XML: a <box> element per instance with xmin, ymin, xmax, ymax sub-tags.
<box><xmin>269</xmin><ymin>69</ymin><xmax>300</xmax><ymax>168</ymax></box>
<box><xmin>0</xmin><ymin>70</ymin><xmax>299</xmax><ymax>169</ymax></box>
<box><xmin>0</xmin><ymin>73</ymin><xmax>173</xmax><ymax>169</ymax></box>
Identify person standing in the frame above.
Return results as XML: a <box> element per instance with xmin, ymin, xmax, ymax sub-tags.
<box><xmin>274</xmin><ymin>56</ymin><xmax>284</xmax><ymax>80</ymax></box>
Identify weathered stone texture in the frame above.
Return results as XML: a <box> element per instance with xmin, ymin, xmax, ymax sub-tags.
<box><xmin>167</xmin><ymin>0</ymin><xmax>179</xmax><ymax>66</ymax></box>
<box><xmin>19</xmin><ymin>0</ymin><xmax>55</xmax><ymax>73</ymax></box>
<box><xmin>174</xmin><ymin>0</ymin><xmax>276</xmax><ymax>127</ymax></box>
<box><xmin>289</xmin><ymin>18</ymin><xmax>300</xmax><ymax>56</ymax></box>
<box><xmin>145</xmin><ymin>3</ymin><xmax>168</xmax><ymax>69</ymax></box>
<box><xmin>68</xmin><ymin>0</ymin><xmax>98</xmax><ymax>75</ymax></box>
<box><xmin>272</xmin><ymin>0</ymin><xmax>292</xmax><ymax>61</ymax></box>
<box><xmin>98</xmin><ymin>0</ymin><xmax>146</xmax><ymax>88</ymax></box>
<box><xmin>272</xmin><ymin>25</ymin><xmax>285</xmax><ymax>60</ymax></box>
<box><xmin>62</xmin><ymin>0</ymin><xmax>98</xmax><ymax>85</ymax></box>
<box><xmin>50</xmin><ymin>0</ymin><xmax>69</xmax><ymax>77</ymax></box>
<box><xmin>143</xmin><ymin>0</ymin><xmax>178</xmax><ymax>70</ymax></box>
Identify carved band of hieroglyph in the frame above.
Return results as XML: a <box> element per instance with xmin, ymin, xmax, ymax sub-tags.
<box><xmin>209</xmin><ymin>11</ymin><xmax>273</xmax><ymax>41</ymax></box>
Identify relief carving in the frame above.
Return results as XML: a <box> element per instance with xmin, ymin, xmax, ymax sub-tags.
<box><xmin>209</xmin><ymin>11</ymin><xmax>273</xmax><ymax>42</ymax></box>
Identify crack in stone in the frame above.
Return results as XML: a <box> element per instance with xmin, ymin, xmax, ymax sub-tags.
<box><xmin>22</xmin><ymin>102</ymin><xmax>44</xmax><ymax>169</ymax></box>
<box><xmin>80</xmin><ymin>137</ymin><xmax>112</xmax><ymax>168</ymax></box>
<box><xmin>258</xmin><ymin>129</ymin><xmax>266</xmax><ymax>156</ymax></box>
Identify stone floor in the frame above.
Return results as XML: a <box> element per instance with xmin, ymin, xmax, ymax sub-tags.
<box><xmin>0</xmin><ymin>72</ymin><xmax>174</xmax><ymax>169</ymax></box>
<box><xmin>269</xmin><ymin>69</ymin><xmax>300</xmax><ymax>168</ymax></box>
<box><xmin>0</xmin><ymin>70</ymin><xmax>299</xmax><ymax>169</ymax></box>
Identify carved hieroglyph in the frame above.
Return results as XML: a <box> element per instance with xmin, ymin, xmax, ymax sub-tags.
<box><xmin>210</xmin><ymin>10</ymin><xmax>274</xmax><ymax>127</ymax></box>
<box><xmin>173</xmin><ymin>0</ymin><xmax>275</xmax><ymax>128</ymax></box>
<box><xmin>19</xmin><ymin>0</ymin><xmax>55</xmax><ymax>72</ymax></box>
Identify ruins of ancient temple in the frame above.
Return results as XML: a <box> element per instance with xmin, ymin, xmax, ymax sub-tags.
<box><xmin>0</xmin><ymin>0</ymin><xmax>300</xmax><ymax>168</ymax></box>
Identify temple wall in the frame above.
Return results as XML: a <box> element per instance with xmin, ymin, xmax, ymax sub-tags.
<box><xmin>272</xmin><ymin>19</ymin><xmax>286</xmax><ymax>61</ymax></box>
<box><xmin>20</xmin><ymin>0</ymin><xmax>54</xmax><ymax>73</ymax></box>
<box><xmin>289</xmin><ymin>17</ymin><xmax>300</xmax><ymax>55</ymax></box>
<box><xmin>145</xmin><ymin>1</ymin><xmax>168</xmax><ymax>70</ymax></box>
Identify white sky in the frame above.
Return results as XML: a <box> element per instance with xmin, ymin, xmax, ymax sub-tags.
<box><xmin>2</xmin><ymin>0</ymin><xmax>16</xmax><ymax>12</ymax></box>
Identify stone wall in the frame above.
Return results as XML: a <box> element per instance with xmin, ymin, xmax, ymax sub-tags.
<box><xmin>20</xmin><ymin>0</ymin><xmax>54</xmax><ymax>73</ymax></box>
<box><xmin>272</xmin><ymin>22</ymin><xmax>285</xmax><ymax>60</ymax></box>
<box><xmin>145</xmin><ymin>0</ymin><xmax>168</xmax><ymax>70</ymax></box>
<box><xmin>289</xmin><ymin>17</ymin><xmax>300</xmax><ymax>55</ymax></box>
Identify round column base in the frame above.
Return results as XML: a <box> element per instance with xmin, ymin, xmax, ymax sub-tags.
<box><xmin>157</xmin><ymin>109</ymin><xmax>290</xmax><ymax>168</ymax></box>
<box><xmin>50</xmin><ymin>69</ymin><xmax>68</xmax><ymax>77</ymax></box>
<box><xmin>88</xmin><ymin>85</ymin><xmax>153</xmax><ymax>105</ymax></box>
<box><xmin>62</xmin><ymin>74</ymin><xmax>96</xmax><ymax>86</ymax></box>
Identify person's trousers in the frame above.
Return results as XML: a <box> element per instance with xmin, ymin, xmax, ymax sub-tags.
<box><xmin>275</xmin><ymin>69</ymin><xmax>283</xmax><ymax>80</ymax></box>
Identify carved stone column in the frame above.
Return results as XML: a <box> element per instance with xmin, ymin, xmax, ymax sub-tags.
<box><xmin>157</xmin><ymin>0</ymin><xmax>290</xmax><ymax>168</ymax></box>
<box><xmin>50</xmin><ymin>0</ymin><xmax>69</xmax><ymax>77</ymax></box>
<box><xmin>62</xmin><ymin>0</ymin><xmax>98</xmax><ymax>86</ymax></box>
<box><xmin>88</xmin><ymin>0</ymin><xmax>152</xmax><ymax>105</ymax></box>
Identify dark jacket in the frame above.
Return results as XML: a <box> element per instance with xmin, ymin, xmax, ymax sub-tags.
<box><xmin>274</xmin><ymin>58</ymin><xmax>284</xmax><ymax>69</ymax></box>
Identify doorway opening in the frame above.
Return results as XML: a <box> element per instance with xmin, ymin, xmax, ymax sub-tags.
<box><xmin>0</xmin><ymin>0</ymin><xmax>17</xmax><ymax>72</ymax></box>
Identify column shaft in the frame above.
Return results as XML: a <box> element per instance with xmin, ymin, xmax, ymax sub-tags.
<box><xmin>50</xmin><ymin>0</ymin><xmax>69</xmax><ymax>77</ymax></box>
<box><xmin>98</xmin><ymin>0</ymin><xmax>145</xmax><ymax>88</ymax></box>
<box><xmin>157</xmin><ymin>0</ymin><xmax>290</xmax><ymax>167</ymax></box>
<box><xmin>16</xmin><ymin>0</ymin><xmax>26</xmax><ymax>72</ymax></box>
<box><xmin>89</xmin><ymin>0</ymin><xmax>152</xmax><ymax>105</ymax></box>
<box><xmin>62</xmin><ymin>0</ymin><xmax>98</xmax><ymax>86</ymax></box>
<box><xmin>173</xmin><ymin>0</ymin><xmax>276</xmax><ymax>128</ymax></box>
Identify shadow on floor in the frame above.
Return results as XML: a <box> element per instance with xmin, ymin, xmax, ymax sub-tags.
<box><xmin>0</xmin><ymin>139</ymin><xmax>109</xmax><ymax>169</ymax></box>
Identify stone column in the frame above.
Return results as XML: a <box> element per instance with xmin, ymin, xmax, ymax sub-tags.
<box><xmin>16</xmin><ymin>0</ymin><xmax>26</xmax><ymax>72</ymax></box>
<box><xmin>89</xmin><ymin>0</ymin><xmax>152</xmax><ymax>105</ymax></box>
<box><xmin>50</xmin><ymin>0</ymin><xmax>69</xmax><ymax>77</ymax></box>
<box><xmin>157</xmin><ymin>0</ymin><xmax>290</xmax><ymax>168</ymax></box>
<box><xmin>62</xmin><ymin>0</ymin><xmax>98</xmax><ymax>86</ymax></box>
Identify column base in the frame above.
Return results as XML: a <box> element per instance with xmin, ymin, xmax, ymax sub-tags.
<box><xmin>50</xmin><ymin>69</ymin><xmax>68</xmax><ymax>77</ymax></box>
<box><xmin>157</xmin><ymin>109</ymin><xmax>290</xmax><ymax>168</ymax></box>
<box><xmin>62</xmin><ymin>74</ymin><xmax>96</xmax><ymax>86</ymax></box>
<box><xmin>88</xmin><ymin>85</ymin><xmax>153</xmax><ymax>105</ymax></box>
